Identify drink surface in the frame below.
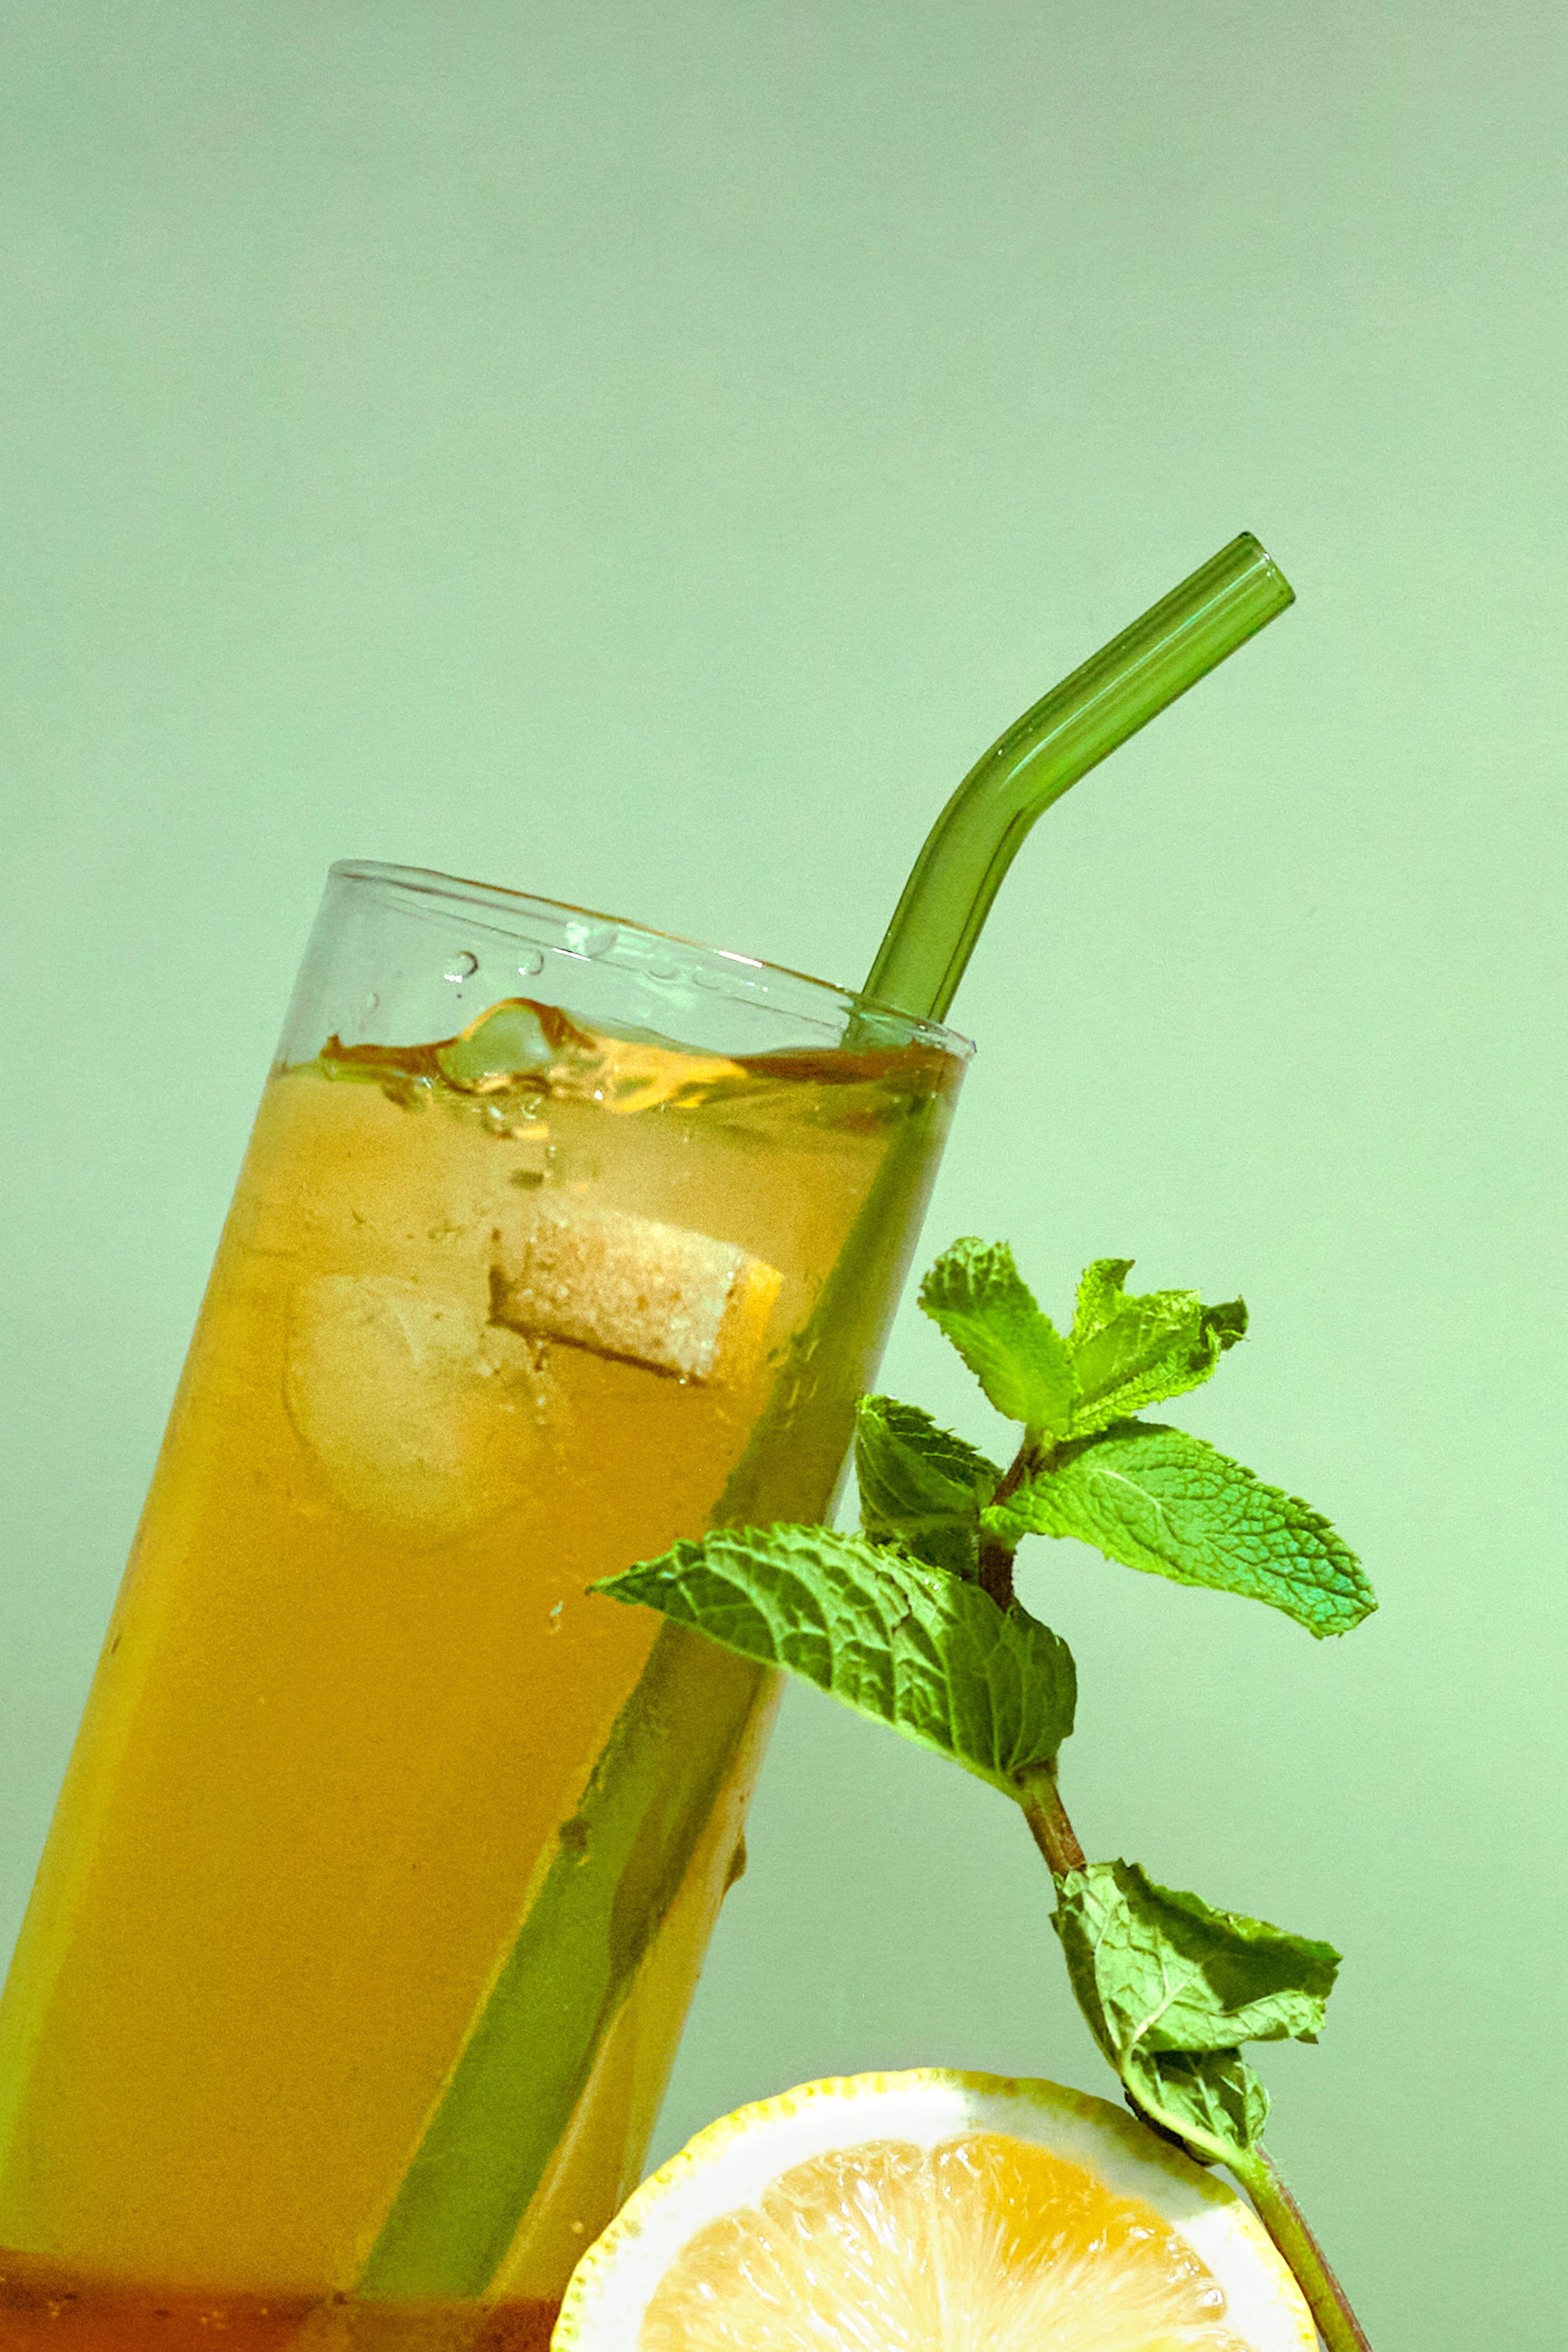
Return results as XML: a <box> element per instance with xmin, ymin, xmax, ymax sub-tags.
<box><xmin>0</xmin><ymin>997</ymin><xmax>960</xmax><ymax>2334</ymax></box>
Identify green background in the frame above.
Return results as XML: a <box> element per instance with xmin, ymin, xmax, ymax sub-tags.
<box><xmin>1</xmin><ymin>6</ymin><xmax>1562</xmax><ymax>2342</ymax></box>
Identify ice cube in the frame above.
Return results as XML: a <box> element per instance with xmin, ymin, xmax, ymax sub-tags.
<box><xmin>284</xmin><ymin>1275</ymin><xmax>552</xmax><ymax>1542</ymax></box>
<box><xmin>491</xmin><ymin>1199</ymin><xmax>781</xmax><ymax>1386</ymax></box>
<box><xmin>435</xmin><ymin>998</ymin><xmax>557</xmax><ymax>1095</ymax></box>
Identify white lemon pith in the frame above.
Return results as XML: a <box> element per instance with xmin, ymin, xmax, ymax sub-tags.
<box><xmin>551</xmin><ymin>2071</ymin><xmax>1315</xmax><ymax>2351</ymax></box>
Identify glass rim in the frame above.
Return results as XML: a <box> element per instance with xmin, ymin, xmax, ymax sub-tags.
<box><xmin>329</xmin><ymin>860</ymin><xmax>976</xmax><ymax>1057</ymax></box>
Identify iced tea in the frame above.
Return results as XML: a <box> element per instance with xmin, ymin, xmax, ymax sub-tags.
<box><xmin>0</xmin><ymin>944</ymin><xmax>962</xmax><ymax>2345</ymax></box>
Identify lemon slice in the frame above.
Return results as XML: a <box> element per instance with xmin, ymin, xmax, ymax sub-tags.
<box><xmin>552</xmin><ymin>2070</ymin><xmax>1314</xmax><ymax>2351</ymax></box>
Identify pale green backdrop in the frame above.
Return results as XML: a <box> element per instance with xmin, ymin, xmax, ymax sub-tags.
<box><xmin>1</xmin><ymin>6</ymin><xmax>1563</xmax><ymax>2344</ymax></box>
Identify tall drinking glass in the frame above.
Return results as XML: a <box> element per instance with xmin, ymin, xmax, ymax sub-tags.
<box><xmin>0</xmin><ymin>863</ymin><xmax>969</xmax><ymax>2346</ymax></box>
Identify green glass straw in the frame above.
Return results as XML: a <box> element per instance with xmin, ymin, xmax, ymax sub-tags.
<box><xmin>864</xmin><ymin>531</ymin><xmax>1294</xmax><ymax>1026</ymax></box>
<box><xmin>343</xmin><ymin>531</ymin><xmax>1295</xmax><ymax>2316</ymax></box>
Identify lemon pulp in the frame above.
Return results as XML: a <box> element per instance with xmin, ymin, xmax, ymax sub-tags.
<box><xmin>638</xmin><ymin>2131</ymin><xmax>1253</xmax><ymax>2351</ymax></box>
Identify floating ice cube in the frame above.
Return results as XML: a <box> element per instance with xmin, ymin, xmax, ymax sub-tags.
<box><xmin>491</xmin><ymin>1200</ymin><xmax>781</xmax><ymax>1386</ymax></box>
<box><xmin>435</xmin><ymin>999</ymin><xmax>557</xmax><ymax>1094</ymax></box>
<box><xmin>284</xmin><ymin>1275</ymin><xmax>551</xmax><ymax>1542</ymax></box>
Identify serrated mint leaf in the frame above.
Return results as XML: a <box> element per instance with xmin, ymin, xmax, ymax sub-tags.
<box><xmin>855</xmin><ymin>1396</ymin><xmax>1000</xmax><ymax>1578</ymax></box>
<box><xmin>1068</xmin><ymin>1257</ymin><xmax>1135</xmax><ymax>1348</ymax></box>
<box><xmin>987</xmin><ymin>1422</ymin><xmax>1375</xmax><ymax>1637</ymax></box>
<box><xmin>597</xmin><ymin>1525</ymin><xmax>1076</xmax><ymax>1791</ymax></box>
<box><xmin>1121</xmin><ymin>2046</ymin><xmax>1271</xmax><ymax>2169</ymax></box>
<box><xmin>1053</xmin><ymin>1861</ymin><xmax>1340</xmax><ymax>2062</ymax></box>
<box><xmin>1068</xmin><ymin>1258</ymin><xmax>1247</xmax><ymax>1435</ymax></box>
<box><xmin>1069</xmin><ymin>1256</ymin><xmax>1139</xmax><ymax>1348</ymax></box>
<box><xmin>918</xmin><ymin>1238</ymin><xmax>1078</xmax><ymax>1438</ymax></box>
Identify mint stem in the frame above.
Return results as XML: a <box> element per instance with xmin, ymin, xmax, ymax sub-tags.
<box><xmin>1018</xmin><ymin>1767</ymin><xmax>1085</xmax><ymax>1875</ymax></box>
<box><xmin>989</xmin><ymin>1491</ymin><xmax>1373</xmax><ymax>2349</ymax></box>
<box><xmin>975</xmin><ymin>1430</ymin><xmax>1045</xmax><ymax>1609</ymax></box>
<box><xmin>1231</xmin><ymin>2147</ymin><xmax>1373</xmax><ymax>2352</ymax></box>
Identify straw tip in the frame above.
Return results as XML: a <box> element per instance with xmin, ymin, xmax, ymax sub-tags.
<box><xmin>1233</xmin><ymin>530</ymin><xmax>1295</xmax><ymax>610</ymax></box>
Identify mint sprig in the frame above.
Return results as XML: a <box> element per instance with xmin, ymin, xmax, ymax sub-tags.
<box><xmin>595</xmin><ymin>1240</ymin><xmax>1378</xmax><ymax>2352</ymax></box>
<box><xmin>900</xmin><ymin>1236</ymin><xmax>1376</xmax><ymax>1637</ymax></box>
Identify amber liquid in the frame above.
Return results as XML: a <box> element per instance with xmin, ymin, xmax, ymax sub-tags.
<box><xmin>0</xmin><ymin>1000</ymin><xmax>959</xmax><ymax>2346</ymax></box>
<box><xmin>0</xmin><ymin>2250</ymin><xmax>556</xmax><ymax>2349</ymax></box>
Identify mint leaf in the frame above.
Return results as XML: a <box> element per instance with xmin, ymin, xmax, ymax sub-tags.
<box><xmin>1121</xmin><ymin>2046</ymin><xmax>1271</xmax><ymax>2168</ymax></box>
<box><xmin>988</xmin><ymin>1422</ymin><xmax>1375</xmax><ymax>1637</ymax></box>
<box><xmin>597</xmin><ymin>1525</ymin><xmax>1076</xmax><ymax>1791</ymax></box>
<box><xmin>1051</xmin><ymin>1861</ymin><xmax>1335</xmax><ymax>2166</ymax></box>
<box><xmin>1068</xmin><ymin>1256</ymin><xmax>1138</xmax><ymax>1348</ymax></box>
<box><xmin>1054</xmin><ymin>1861</ymin><xmax>1340</xmax><ymax>2057</ymax></box>
<box><xmin>1068</xmin><ymin>1258</ymin><xmax>1247</xmax><ymax>1435</ymax></box>
<box><xmin>918</xmin><ymin>1238</ymin><xmax>1078</xmax><ymax>1438</ymax></box>
<box><xmin>854</xmin><ymin>1396</ymin><xmax>1000</xmax><ymax>1578</ymax></box>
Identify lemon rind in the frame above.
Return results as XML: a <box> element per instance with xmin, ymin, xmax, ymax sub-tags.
<box><xmin>550</xmin><ymin>2067</ymin><xmax>1315</xmax><ymax>2350</ymax></box>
